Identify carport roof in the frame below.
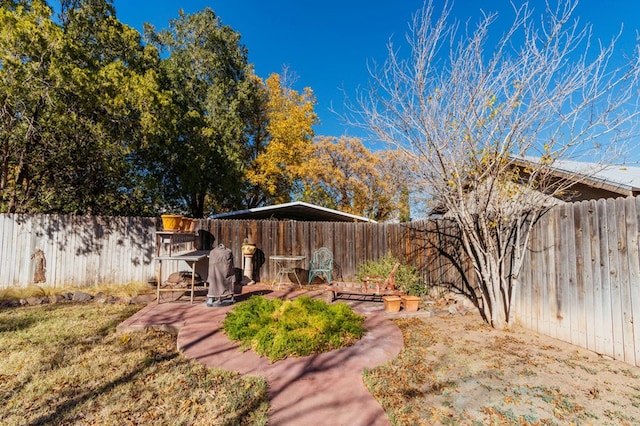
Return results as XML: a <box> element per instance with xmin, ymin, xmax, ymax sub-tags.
<box><xmin>210</xmin><ymin>201</ymin><xmax>376</xmax><ymax>223</ymax></box>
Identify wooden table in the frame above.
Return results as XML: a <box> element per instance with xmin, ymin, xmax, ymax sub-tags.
<box><xmin>155</xmin><ymin>250</ymin><xmax>209</xmax><ymax>303</ymax></box>
<box><xmin>270</xmin><ymin>255</ymin><xmax>306</xmax><ymax>288</ymax></box>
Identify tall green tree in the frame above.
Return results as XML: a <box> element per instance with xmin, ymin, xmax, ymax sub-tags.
<box><xmin>236</xmin><ymin>73</ymin><xmax>270</xmax><ymax>209</ymax></box>
<box><xmin>145</xmin><ymin>8</ymin><xmax>256</xmax><ymax>217</ymax></box>
<box><xmin>0</xmin><ymin>0</ymin><xmax>164</xmax><ymax>215</ymax></box>
<box><xmin>51</xmin><ymin>0</ymin><xmax>164</xmax><ymax>215</ymax></box>
<box><xmin>0</xmin><ymin>0</ymin><xmax>61</xmax><ymax>212</ymax></box>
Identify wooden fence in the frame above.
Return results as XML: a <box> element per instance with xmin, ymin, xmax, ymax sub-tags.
<box><xmin>516</xmin><ymin>196</ymin><xmax>640</xmax><ymax>366</ymax></box>
<box><xmin>206</xmin><ymin>219</ymin><xmax>412</xmax><ymax>283</ymax></box>
<box><xmin>0</xmin><ymin>214</ymin><xmax>158</xmax><ymax>288</ymax></box>
<box><xmin>0</xmin><ymin>214</ymin><xmax>448</xmax><ymax>289</ymax></box>
<box><xmin>0</xmin><ymin>215</ymin><xmax>411</xmax><ymax>288</ymax></box>
<box><xmin>2</xmin><ymin>197</ymin><xmax>640</xmax><ymax>366</ymax></box>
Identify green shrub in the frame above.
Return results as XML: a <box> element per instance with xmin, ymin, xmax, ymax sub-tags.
<box><xmin>223</xmin><ymin>295</ymin><xmax>365</xmax><ymax>362</ymax></box>
<box><xmin>357</xmin><ymin>253</ymin><xmax>428</xmax><ymax>296</ymax></box>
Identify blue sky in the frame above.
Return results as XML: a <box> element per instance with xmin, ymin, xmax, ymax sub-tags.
<box><xmin>110</xmin><ymin>0</ymin><xmax>640</xmax><ymax>142</ymax></box>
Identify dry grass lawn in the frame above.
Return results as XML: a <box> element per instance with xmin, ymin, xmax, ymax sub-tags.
<box><xmin>364</xmin><ymin>313</ymin><xmax>640</xmax><ymax>425</ymax></box>
<box><xmin>5</xmin><ymin>291</ymin><xmax>640</xmax><ymax>425</ymax></box>
<box><xmin>0</xmin><ymin>302</ymin><xmax>268</xmax><ymax>426</ymax></box>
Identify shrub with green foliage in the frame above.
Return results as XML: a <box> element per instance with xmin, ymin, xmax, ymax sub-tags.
<box><xmin>223</xmin><ymin>296</ymin><xmax>365</xmax><ymax>362</ymax></box>
<box><xmin>357</xmin><ymin>253</ymin><xmax>428</xmax><ymax>296</ymax></box>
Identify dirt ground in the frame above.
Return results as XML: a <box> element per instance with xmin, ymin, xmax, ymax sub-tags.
<box><xmin>411</xmin><ymin>312</ymin><xmax>640</xmax><ymax>425</ymax></box>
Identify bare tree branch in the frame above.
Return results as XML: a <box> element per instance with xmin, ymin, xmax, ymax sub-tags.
<box><xmin>348</xmin><ymin>0</ymin><xmax>640</xmax><ymax>328</ymax></box>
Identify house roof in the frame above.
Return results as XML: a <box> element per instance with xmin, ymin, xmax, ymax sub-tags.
<box><xmin>516</xmin><ymin>156</ymin><xmax>640</xmax><ymax>197</ymax></box>
<box><xmin>210</xmin><ymin>201</ymin><xmax>376</xmax><ymax>223</ymax></box>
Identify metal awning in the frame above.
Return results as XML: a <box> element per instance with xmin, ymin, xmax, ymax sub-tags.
<box><xmin>210</xmin><ymin>201</ymin><xmax>376</xmax><ymax>223</ymax></box>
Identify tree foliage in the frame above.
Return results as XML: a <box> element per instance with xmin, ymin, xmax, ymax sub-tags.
<box><xmin>0</xmin><ymin>0</ymin><xmax>163</xmax><ymax>215</ymax></box>
<box><xmin>0</xmin><ymin>2</ymin><xmax>266</xmax><ymax>217</ymax></box>
<box><xmin>2</xmin><ymin>1</ymin><xmax>405</xmax><ymax>221</ymax></box>
<box><xmin>238</xmin><ymin>74</ymin><xmax>271</xmax><ymax>209</ymax></box>
<box><xmin>144</xmin><ymin>8</ymin><xmax>257</xmax><ymax>217</ymax></box>
<box><xmin>354</xmin><ymin>0</ymin><xmax>640</xmax><ymax>328</ymax></box>
<box><xmin>300</xmin><ymin>136</ymin><xmax>410</xmax><ymax>222</ymax></box>
<box><xmin>246</xmin><ymin>72</ymin><xmax>318</xmax><ymax>206</ymax></box>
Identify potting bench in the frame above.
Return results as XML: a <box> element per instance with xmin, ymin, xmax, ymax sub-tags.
<box><xmin>154</xmin><ymin>231</ymin><xmax>208</xmax><ymax>304</ymax></box>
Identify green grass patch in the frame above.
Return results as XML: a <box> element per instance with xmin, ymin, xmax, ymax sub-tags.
<box><xmin>223</xmin><ymin>295</ymin><xmax>366</xmax><ymax>362</ymax></box>
<box><xmin>0</xmin><ymin>303</ymin><xmax>268</xmax><ymax>425</ymax></box>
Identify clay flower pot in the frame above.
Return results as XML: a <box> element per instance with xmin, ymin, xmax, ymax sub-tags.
<box><xmin>181</xmin><ymin>217</ymin><xmax>193</xmax><ymax>232</ymax></box>
<box><xmin>161</xmin><ymin>214</ymin><xmax>182</xmax><ymax>231</ymax></box>
<box><xmin>383</xmin><ymin>296</ymin><xmax>402</xmax><ymax>312</ymax></box>
<box><xmin>401</xmin><ymin>295</ymin><xmax>421</xmax><ymax>312</ymax></box>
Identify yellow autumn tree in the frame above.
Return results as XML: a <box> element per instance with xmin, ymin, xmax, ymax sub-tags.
<box><xmin>300</xmin><ymin>136</ymin><xmax>410</xmax><ymax>221</ymax></box>
<box><xmin>246</xmin><ymin>72</ymin><xmax>318</xmax><ymax>204</ymax></box>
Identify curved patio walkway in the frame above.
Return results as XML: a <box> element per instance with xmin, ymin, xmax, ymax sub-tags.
<box><xmin>118</xmin><ymin>285</ymin><xmax>405</xmax><ymax>425</ymax></box>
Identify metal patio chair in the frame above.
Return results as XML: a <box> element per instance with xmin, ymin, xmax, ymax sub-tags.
<box><xmin>308</xmin><ymin>247</ymin><xmax>333</xmax><ymax>284</ymax></box>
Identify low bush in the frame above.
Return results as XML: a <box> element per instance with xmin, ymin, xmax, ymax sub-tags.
<box><xmin>223</xmin><ymin>295</ymin><xmax>365</xmax><ymax>362</ymax></box>
<box><xmin>357</xmin><ymin>253</ymin><xmax>428</xmax><ymax>296</ymax></box>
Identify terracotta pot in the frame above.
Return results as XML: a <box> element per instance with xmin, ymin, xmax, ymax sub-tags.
<box><xmin>181</xmin><ymin>217</ymin><xmax>193</xmax><ymax>232</ymax></box>
<box><xmin>161</xmin><ymin>214</ymin><xmax>182</xmax><ymax>231</ymax></box>
<box><xmin>383</xmin><ymin>296</ymin><xmax>402</xmax><ymax>312</ymax></box>
<box><xmin>402</xmin><ymin>295</ymin><xmax>421</xmax><ymax>312</ymax></box>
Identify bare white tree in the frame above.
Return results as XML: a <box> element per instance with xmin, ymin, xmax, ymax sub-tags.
<box><xmin>352</xmin><ymin>0</ymin><xmax>640</xmax><ymax>328</ymax></box>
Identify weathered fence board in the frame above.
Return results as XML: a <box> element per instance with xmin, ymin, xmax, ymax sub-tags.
<box><xmin>515</xmin><ymin>196</ymin><xmax>640</xmax><ymax>366</ymax></box>
<box><xmin>0</xmin><ymin>214</ymin><xmax>157</xmax><ymax>288</ymax></box>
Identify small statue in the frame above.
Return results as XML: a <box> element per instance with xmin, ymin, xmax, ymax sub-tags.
<box><xmin>31</xmin><ymin>249</ymin><xmax>47</xmax><ymax>283</ymax></box>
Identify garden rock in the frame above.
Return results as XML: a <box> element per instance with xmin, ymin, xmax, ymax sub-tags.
<box><xmin>448</xmin><ymin>303</ymin><xmax>472</xmax><ymax>315</ymax></box>
<box><xmin>72</xmin><ymin>291</ymin><xmax>93</xmax><ymax>302</ymax></box>
<box><xmin>426</xmin><ymin>292</ymin><xmax>476</xmax><ymax>316</ymax></box>
<box><xmin>24</xmin><ymin>296</ymin><xmax>49</xmax><ymax>306</ymax></box>
<box><xmin>0</xmin><ymin>299</ymin><xmax>19</xmax><ymax>308</ymax></box>
<box><xmin>449</xmin><ymin>293</ymin><xmax>476</xmax><ymax>309</ymax></box>
<box><xmin>129</xmin><ymin>294</ymin><xmax>156</xmax><ymax>304</ymax></box>
<box><xmin>49</xmin><ymin>294</ymin><xmax>68</xmax><ymax>304</ymax></box>
<box><xmin>94</xmin><ymin>293</ymin><xmax>122</xmax><ymax>304</ymax></box>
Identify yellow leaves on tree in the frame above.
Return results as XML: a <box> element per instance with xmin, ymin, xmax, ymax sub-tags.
<box><xmin>247</xmin><ymin>73</ymin><xmax>318</xmax><ymax>203</ymax></box>
<box><xmin>300</xmin><ymin>137</ymin><xmax>409</xmax><ymax>222</ymax></box>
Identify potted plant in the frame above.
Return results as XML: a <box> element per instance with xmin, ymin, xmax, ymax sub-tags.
<box><xmin>160</xmin><ymin>214</ymin><xmax>182</xmax><ymax>231</ymax></box>
<box><xmin>383</xmin><ymin>295</ymin><xmax>402</xmax><ymax>312</ymax></box>
<box><xmin>401</xmin><ymin>295</ymin><xmax>421</xmax><ymax>312</ymax></box>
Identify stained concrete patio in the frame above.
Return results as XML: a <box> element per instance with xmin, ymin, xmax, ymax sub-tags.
<box><xmin>118</xmin><ymin>284</ymin><xmax>426</xmax><ymax>425</ymax></box>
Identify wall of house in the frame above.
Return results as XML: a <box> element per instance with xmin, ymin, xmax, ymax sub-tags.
<box><xmin>560</xmin><ymin>181</ymin><xmax>627</xmax><ymax>202</ymax></box>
